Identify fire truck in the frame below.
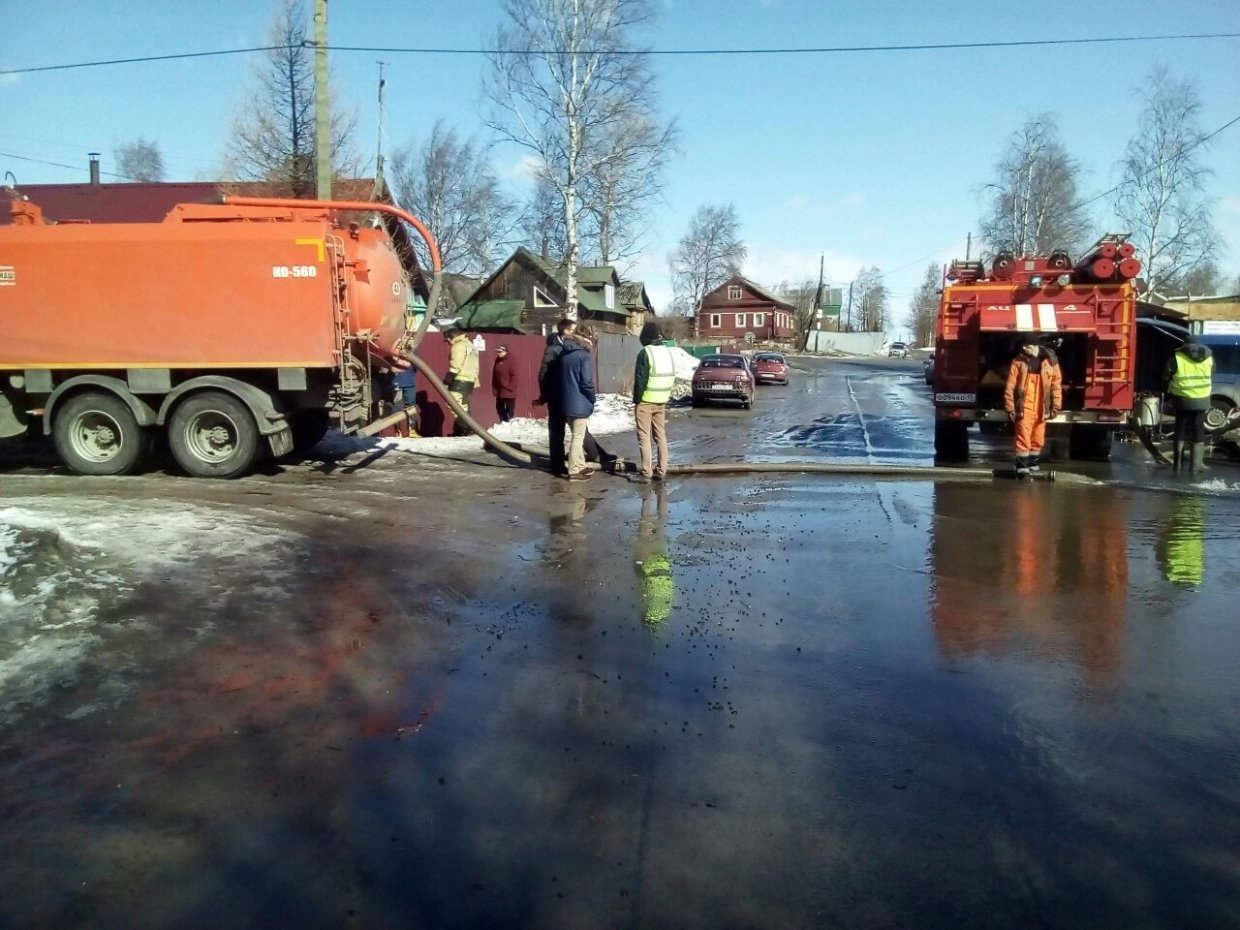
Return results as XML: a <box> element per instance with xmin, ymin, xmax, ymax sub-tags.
<box><xmin>931</xmin><ymin>239</ymin><xmax>1140</xmax><ymax>462</ymax></box>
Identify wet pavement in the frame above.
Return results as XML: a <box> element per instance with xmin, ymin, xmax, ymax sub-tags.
<box><xmin>2</xmin><ymin>357</ymin><xmax>1239</xmax><ymax>929</ymax></box>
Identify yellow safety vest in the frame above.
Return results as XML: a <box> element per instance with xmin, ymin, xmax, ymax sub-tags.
<box><xmin>640</xmin><ymin>345</ymin><xmax>676</xmax><ymax>404</ymax></box>
<box><xmin>640</xmin><ymin>554</ymin><xmax>674</xmax><ymax>627</ymax></box>
<box><xmin>1169</xmin><ymin>352</ymin><xmax>1213</xmax><ymax>400</ymax></box>
<box><xmin>1164</xmin><ymin>496</ymin><xmax>1205</xmax><ymax>586</ymax></box>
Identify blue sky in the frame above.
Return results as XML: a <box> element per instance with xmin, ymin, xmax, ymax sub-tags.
<box><xmin>5</xmin><ymin>0</ymin><xmax>1239</xmax><ymax>334</ymax></box>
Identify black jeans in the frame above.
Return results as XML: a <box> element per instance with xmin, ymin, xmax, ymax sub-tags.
<box><xmin>496</xmin><ymin>398</ymin><xmax>516</xmax><ymax>422</ymax></box>
<box><xmin>1174</xmin><ymin>408</ymin><xmax>1206</xmax><ymax>442</ymax></box>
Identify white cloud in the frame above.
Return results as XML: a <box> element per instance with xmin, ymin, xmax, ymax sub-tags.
<box><xmin>783</xmin><ymin>193</ymin><xmax>808</xmax><ymax>213</ymax></box>
<box><xmin>624</xmin><ymin>249</ymin><xmax>674</xmax><ymax>314</ymax></box>
<box><xmin>1220</xmin><ymin>195</ymin><xmax>1240</xmax><ymax>216</ymax></box>
<box><xmin>840</xmin><ymin>191</ymin><xmax>865</xmax><ymax>208</ymax></box>
<box><xmin>743</xmin><ymin>244</ymin><xmax>866</xmax><ymax>289</ymax></box>
<box><xmin>498</xmin><ymin>153</ymin><xmax>544</xmax><ymax>182</ymax></box>
<box><xmin>0</xmin><ymin>70</ymin><xmax>21</xmax><ymax>87</ymax></box>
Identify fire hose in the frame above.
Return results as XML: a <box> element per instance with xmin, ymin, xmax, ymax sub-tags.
<box><xmin>224</xmin><ymin>197</ymin><xmax>1066</xmax><ymax>483</ymax></box>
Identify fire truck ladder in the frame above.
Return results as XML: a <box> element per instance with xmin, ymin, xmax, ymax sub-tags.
<box><xmin>1086</xmin><ymin>291</ymin><xmax>1132</xmax><ymax>387</ymax></box>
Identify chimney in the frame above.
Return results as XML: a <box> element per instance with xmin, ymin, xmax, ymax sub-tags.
<box><xmin>88</xmin><ymin>152</ymin><xmax>100</xmax><ymax>186</ymax></box>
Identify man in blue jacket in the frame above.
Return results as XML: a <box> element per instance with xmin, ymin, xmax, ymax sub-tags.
<box><xmin>557</xmin><ymin>325</ymin><xmax>597</xmax><ymax>480</ymax></box>
<box><xmin>537</xmin><ymin>317</ymin><xmax>617</xmax><ymax>475</ymax></box>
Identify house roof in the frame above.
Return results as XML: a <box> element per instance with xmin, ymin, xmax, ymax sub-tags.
<box><xmin>733</xmin><ymin>275</ymin><xmax>795</xmax><ymax>309</ymax></box>
<box><xmin>463</xmin><ymin>247</ymin><xmax>632</xmax><ymax>318</ymax></box>
<box><xmin>458</xmin><ymin>299</ymin><xmax>527</xmax><ymax>331</ymax></box>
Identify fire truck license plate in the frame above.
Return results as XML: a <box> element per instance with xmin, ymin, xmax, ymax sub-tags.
<box><xmin>935</xmin><ymin>392</ymin><xmax>976</xmax><ymax>403</ymax></box>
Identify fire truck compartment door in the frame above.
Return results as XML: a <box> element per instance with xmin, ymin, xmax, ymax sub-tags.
<box><xmin>978</xmin><ymin>303</ymin><xmax>1097</xmax><ymax>332</ymax></box>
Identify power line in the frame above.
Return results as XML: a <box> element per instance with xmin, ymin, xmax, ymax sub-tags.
<box><xmin>1075</xmin><ymin>112</ymin><xmax>1240</xmax><ymax>211</ymax></box>
<box><xmin>325</xmin><ymin>31</ymin><xmax>1240</xmax><ymax>57</ymax></box>
<box><xmin>2</xmin><ymin>45</ymin><xmax>286</xmax><ymax>76</ymax></box>
<box><xmin>3</xmin><ymin>31</ymin><xmax>1238</xmax><ymax>75</ymax></box>
<box><xmin>0</xmin><ymin>150</ymin><xmax>135</xmax><ymax>181</ymax></box>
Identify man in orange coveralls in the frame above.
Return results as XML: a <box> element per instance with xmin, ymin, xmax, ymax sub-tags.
<box><xmin>1004</xmin><ymin>334</ymin><xmax>1063</xmax><ymax>478</ymax></box>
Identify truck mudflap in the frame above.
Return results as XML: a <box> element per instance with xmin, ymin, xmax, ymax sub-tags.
<box><xmin>156</xmin><ymin>376</ymin><xmax>289</xmax><ymax>436</ymax></box>
<box><xmin>41</xmin><ymin>375</ymin><xmax>159</xmax><ymax>435</ymax></box>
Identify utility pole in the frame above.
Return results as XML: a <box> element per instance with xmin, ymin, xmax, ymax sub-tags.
<box><xmin>965</xmin><ymin>232</ymin><xmax>972</xmax><ymax>261</ymax></box>
<box><xmin>845</xmin><ymin>281</ymin><xmax>854</xmax><ymax>333</ymax></box>
<box><xmin>313</xmin><ymin>0</ymin><xmax>331</xmax><ymax>200</ymax></box>
<box><xmin>372</xmin><ymin>61</ymin><xmax>387</xmax><ymax>201</ymax></box>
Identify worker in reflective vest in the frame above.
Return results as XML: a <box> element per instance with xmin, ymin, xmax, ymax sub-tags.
<box><xmin>1159</xmin><ymin>494</ymin><xmax>1206</xmax><ymax>586</ymax></box>
<box><xmin>1163</xmin><ymin>335</ymin><xmax>1214</xmax><ymax>474</ymax></box>
<box><xmin>632</xmin><ymin>322</ymin><xmax>676</xmax><ymax>482</ymax></box>
<box><xmin>1003</xmin><ymin>336</ymin><xmax>1063</xmax><ymax>478</ymax></box>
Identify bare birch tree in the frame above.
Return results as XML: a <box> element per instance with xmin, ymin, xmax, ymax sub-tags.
<box><xmin>485</xmin><ymin>0</ymin><xmax>668</xmax><ymax>317</ymax></box>
<box><xmin>853</xmin><ymin>266</ymin><xmax>889</xmax><ymax>332</ymax></box>
<box><xmin>1114</xmin><ymin>66</ymin><xmax>1220</xmax><ymax>299</ymax></box>
<box><xmin>115</xmin><ymin>138</ymin><xmax>164</xmax><ymax>182</ymax></box>
<box><xmin>669</xmin><ymin>203</ymin><xmax>746</xmax><ymax>321</ymax></box>
<box><xmin>579</xmin><ymin>110</ymin><xmax>677</xmax><ymax>266</ymax></box>
<box><xmin>390</xmin><ymin>121</ymin><xmax>515</xmax><ymax>277</ymax></box>
<box><xmin>909</xmin><ymin>263</ymin><xmax>940</xmax><ymax>347</ymax></box>
<box><xmin>777</xmin><ymin>280</ymin><xmax>819</xmax><ymax>351</ymax></box>
<box><xmin>979</xmin><ymin>115</ymin><xmax>1091</xmax><ymax>257</ymax></box>
<box><xmin>223</xmin><ymin>0</ymin><xmax>357</xmax><ymax>197</ymax></box>
<box><xmin>519</xmin><ymin>172</ymin><xmax>570</xmax><ymax>262</ymax></box>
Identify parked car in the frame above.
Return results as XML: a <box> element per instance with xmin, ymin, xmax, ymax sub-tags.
<box><xmin>752</xmin><ymin>352</ymin><xmax>790</xmax><ymax>385</ymax></box>
<box><xmin>888</xmin><ymin>342</ymin><xmax>908</xmax><ymax>358</ymax></box>
<box><xmin>692</xmin><ymin>354</ymin><xmax>755</xmax><ymax>409</ymax></box>
<box><xmin>1200</xmin><ymin>333</ymin><xmax>1240</xmax><ymax>435</ymax></box>
<box><xmin>923</xmin><ymin>357</ymin><xmax>934</xmax><ymax>385</ymax></box>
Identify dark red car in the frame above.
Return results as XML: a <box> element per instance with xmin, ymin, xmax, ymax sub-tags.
<box><xmin>691</xmin><ymin>354</ymin><xmax>755</xmax><ymax>409</ymax></box>
<box><xmin>752</xmin><ymin>352</ymin><xmax>790</xmax><ymax>385</ymax></box>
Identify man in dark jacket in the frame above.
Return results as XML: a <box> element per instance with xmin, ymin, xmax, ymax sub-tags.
<box><xmin>1164</xmin><ymin>334</ymin><xmax>1214</xmax><ymax>473</ymax></box>
<box><xmin>537</xmin><ymin>317</ymin><xmax>616</xmax><ymax>475</ymax></box>
<box><xmin>558</xmin><ymin>326</ymin><xmax>597</xmax><ymax>480</ymax></box>
<box><xmin>492</xmin><ymin>345</ymin><xmax>518</xmax><ymax>422</ymax></box>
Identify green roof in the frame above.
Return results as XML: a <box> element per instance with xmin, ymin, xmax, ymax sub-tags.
<box><xmin>458</xmin><ymin>299</ymin><xmax>526</xmax><ymax>330</ymax></box>
<box><xmin>577</xmin><ymin>266</ymin><xmax>617</xmax><ymax>285</ymax></box>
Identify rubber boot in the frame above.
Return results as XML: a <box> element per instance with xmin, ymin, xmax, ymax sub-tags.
<box><xmin>1172</xmin><ymin>440</ymin><xmax>1185</xmax><ymax>472</ymax></box>
<box><xmin>1190</xmin><ymin>442</ymin><xmax>1207</xmax><ymax>475</ymax></box>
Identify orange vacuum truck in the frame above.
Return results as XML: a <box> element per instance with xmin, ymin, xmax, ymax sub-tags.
<box><xmin>932</xmin><ymin>239</ymin><xmax>1141</xmax><ymax>462</ymax></box>
<box><xmin>0</xmin><ymin>194</ymin><xmax>445</xmax><ymax>478</ymax></box>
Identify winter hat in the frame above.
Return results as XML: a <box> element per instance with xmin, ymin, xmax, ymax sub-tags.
<box><xmin>639</xmin><ymin>321</ymin><xmax>664</xmax><ymax>345</ymax></box>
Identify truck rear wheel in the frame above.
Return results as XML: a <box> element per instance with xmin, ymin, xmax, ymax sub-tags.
<box><xmin>53</xmin><ymin>391</ymin><xmax>151</xmax><ymax>476</ymax></box>
<box><xmin>934</xmin><ymin>421</ymin><xmax>969</xmax><ymax>462</ymax></box>
<box><xmin>169</xmin><ymin>391</ymin><xmax>260</xmax><ymax>479</ymax></box>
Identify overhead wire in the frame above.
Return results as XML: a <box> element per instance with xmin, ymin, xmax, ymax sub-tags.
<box><xmin>3</xmin><ymin>31</ymin><xmax>1238</xmax><ymax>75</ymax></box>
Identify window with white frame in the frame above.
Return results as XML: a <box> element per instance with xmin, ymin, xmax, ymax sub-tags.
<box><xmin>735</xmin><ymin>313</ymin><xmax>746</xmax><ymax>327</ymax></box>
<box><xmin>728</xmin><ymin>285</ymin><xmax>742</xmax><ymax>300</ymax></box>
<box><xmin>709</xmin><ymin>313</ymin><xmax>722</xmax><ymax>329</ymax></box>
<box><xmin>753</xmin><ymin>312</ymin><xmax>765</xmax><ymax>327</ymax></box>
<box><xmin>604</xmin><ymin>283</ymin><xmax>615</xmax><ymax>309</ymax></box>
<box><xmin>532</xmin><ymin>285</ymin><xmax>557</xmax><ymax>308</ymax></box>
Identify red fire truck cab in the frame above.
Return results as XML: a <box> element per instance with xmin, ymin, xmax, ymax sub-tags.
<box><xmin>932</xmin><ymin>240</ymin><xmax>1140</xmax><ymax>463</ymax></box>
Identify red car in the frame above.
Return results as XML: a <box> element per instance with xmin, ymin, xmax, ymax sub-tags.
<box><xmin>752</xmin><ymin>352</ymin><xmax>790</xmax><ymax>385</ymax></box>
<box><xmin>692</xmin><ymin>354</ymin><xmax>755</xmax><ymax>409</ymax></box>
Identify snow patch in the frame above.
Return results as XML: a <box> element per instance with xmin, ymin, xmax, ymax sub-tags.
<box><xmin>321</xmin><ymin>393</ymin><xmax>641</xmax><ymax>460</ymax></box>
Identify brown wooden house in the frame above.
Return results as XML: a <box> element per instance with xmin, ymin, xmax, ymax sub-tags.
<box><xmin>698</xmin><ymin>275</ymin><xmax>797</xmax><ymax>345</ymax></box>
<box><xmin>455</xmin><ymin>247</ymin><xmax>643</xmax><ymax>335</ymax></box>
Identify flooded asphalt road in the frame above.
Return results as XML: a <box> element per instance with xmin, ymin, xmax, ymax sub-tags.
<box><xmin>2</xmin><ymin>356</ymin><xmax>1240</xmax><ymax>929</ymax></box>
